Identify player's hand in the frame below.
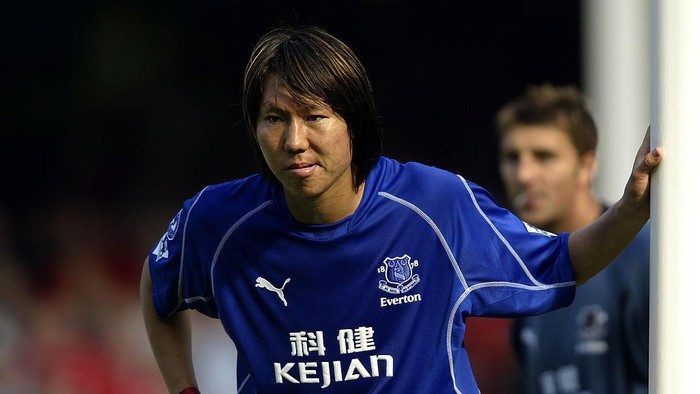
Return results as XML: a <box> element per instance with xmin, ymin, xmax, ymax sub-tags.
<box><xmin>622</xmin><ymin>126</ymin><xmax>664</xmax><ymax>217</ymax></box>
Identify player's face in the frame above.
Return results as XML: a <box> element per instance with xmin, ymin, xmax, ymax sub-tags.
<box><xmin>499</xmin><ymin>125</ymin><xmax>593</xmax><ymax>231</ymax></box>
<box><xmin>256</xmin><ymin>75</ymin><xmax>356</xmax><ymax>220</ymax></box>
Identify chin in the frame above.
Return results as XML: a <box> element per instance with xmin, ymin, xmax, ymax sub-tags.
<box><xmin>520</xmin><ymin>212</ymin><xmax>545</xmax><ymax>226</ymax></box>
<box><xmin>284</xmin><ymin>183</ymin><xmax>323</xmax><ymax>199</ymax></box>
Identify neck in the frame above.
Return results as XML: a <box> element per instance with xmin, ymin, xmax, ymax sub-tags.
<box><xmin>549</xmin><ymin>192</ymin><xmax>603</xmax><ymax>234</ymax></box>
<box><xmin>286</xmin><ymin>182</ymin><xmax>366</xmax><ymax>224</ymax></box>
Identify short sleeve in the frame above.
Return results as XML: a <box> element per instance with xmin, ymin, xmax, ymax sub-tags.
<box><xmin>148</xmin><ymin>192</ymin><xmax>219</xmax><ymax>318</ymax></box>
<box><xmin>457</xmin><ymin>180</ymin><xmax>576</xmax><ymax>317</ymax></box>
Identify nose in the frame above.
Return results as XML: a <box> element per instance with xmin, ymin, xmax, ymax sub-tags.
<box><xmin>284</xmin><ymin>118</ymin><xmax>309</xmax><ymax>153</ymax></box>
<box><xmin>515</xmin><ymin>155</ymin><xmax>536</xmax><ymax>185</ymax></box>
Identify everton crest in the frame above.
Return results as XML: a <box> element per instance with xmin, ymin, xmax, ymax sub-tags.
<box><xmin>378</xmin><ymin>254</ymin><xmax>420</xmax><ymax>294</ymax></box>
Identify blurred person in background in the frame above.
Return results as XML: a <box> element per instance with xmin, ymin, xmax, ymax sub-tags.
<box><xmin>497</xmin><ymin>84</ymin><xmax>649</xmax><ymax>393</ymax></box>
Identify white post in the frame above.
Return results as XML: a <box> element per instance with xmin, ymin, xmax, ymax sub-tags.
<box><xmin>650</xmin><ymin>0</ymin><xmax>700</xmax><ymax>392</ymax></box>
<box><xmin>582</xmin><ymin>0</ymin><xmax>649</xmax><ymax>205</ymax></box>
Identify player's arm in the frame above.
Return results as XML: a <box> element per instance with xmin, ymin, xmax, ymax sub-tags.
<box><xmin>568</xmin><ymin>128</ymin><xmax>663</xmax><ymax>285</ymax></box>
<box><xmin>140</xmin><ymin>258</ymin><xmax>199</xmax><ymax>393</ymax></box>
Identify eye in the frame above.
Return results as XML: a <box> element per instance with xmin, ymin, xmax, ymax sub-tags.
<box><xmin>502</xmin><ymin>151</ymin><xmax>519</xmax><ymax>164</ymax></box>
<box><xmin>533</xmin><ymin>151</ymin><xmax>556</xmax><ymax>162</ymax></box>
<box><xmin>306</xmin><ymin>114</ymin><xmax>326</xmax><ymax>122</ymax></box>
<box><xmin>264</xmin><ymin>115</ymin><xmax>283</xmax><ymax>124</ymax></box>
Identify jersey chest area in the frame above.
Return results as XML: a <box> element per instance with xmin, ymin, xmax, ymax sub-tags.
<box><xmin>208</xmin><ymin>206</ymin><xmax>463</xmax><ymax>391</ymax></box>
<box><xmin>211</xmin><ymin>218</ymin><xmax>455</xmax><ymax>322</ymax></box>
<box><xmin>211</xmin><ymin>202</ymin><xmax>458</xmax><ymax>313</ymax></box>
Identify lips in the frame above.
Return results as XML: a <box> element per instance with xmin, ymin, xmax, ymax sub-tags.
<box><xmin>513</xmin><ymin>191</ymin><xmax>539</xmax><ymax>210</ymax></box>
<box><xmin>285</xmin><ymin>162</ymin><xmax>317</xmax><ymax>177</ymax></box>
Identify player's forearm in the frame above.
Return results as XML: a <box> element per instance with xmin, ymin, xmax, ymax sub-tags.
<box><xmin>568</xmin><ymin>200</ymin><xmax>648</xmax><ymax>285</ymax></box>
<box><xmin>140</xmin><ymin>260</ymin><xmax>198</xmax><ymax>393</ymax></box>
<box><xmin>570</xmin><ymin>127</ymin><xmax>662</xmax><ymax>285</ymax></box>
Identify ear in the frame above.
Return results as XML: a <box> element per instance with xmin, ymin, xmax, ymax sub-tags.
<box><xmin>579</xmin><ymin>150</ymin><xmax>597</xmax><ymax>186</ymax></box>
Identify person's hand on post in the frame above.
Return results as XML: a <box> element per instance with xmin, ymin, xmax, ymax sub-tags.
<box><xmin>622</xmin><ymin>126</ymin><xmax>664</xmax><ymax>219</ymax></box>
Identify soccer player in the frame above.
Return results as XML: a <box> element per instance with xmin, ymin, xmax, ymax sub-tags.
<box><xmin>140</xmin><ymin>26</ymin><xmax>662</xmax><ymax>393</ymax></box>
<box><xmin>497</xmin><ymin>84</ymin><xmax>650</xmax><ymax>393</ymax></box>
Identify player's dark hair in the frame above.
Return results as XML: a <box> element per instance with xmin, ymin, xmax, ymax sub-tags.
<box><xmin>496</xmin><ymin>84</ymin><xmax>598</xmax><ymax>155</ymax></box>
<box><xmin>242</xmin><ymin>25</ymin><xmax>383</xmax><ymax>189</ymax></box>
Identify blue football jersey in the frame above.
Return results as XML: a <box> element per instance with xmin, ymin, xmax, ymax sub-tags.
<box><xmin>149</xmin><ymin>157</ymin><xmax>576</xmax><ymax>393</ymax></box>
<box><xmin>512</xmin><ymin>224</ymin><xmax>650</xmax><ymax>394</ymax></box>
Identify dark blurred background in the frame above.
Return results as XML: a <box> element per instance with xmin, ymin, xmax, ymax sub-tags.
<box><xmin>1</xmin><ymin>1</ymin><xmax>580</xmax><ymax>392</ymax></box>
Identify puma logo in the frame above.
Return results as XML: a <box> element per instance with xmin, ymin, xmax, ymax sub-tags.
<box><xmin>255</xmin><ymin>277</ymin><xmax>291</xmax><ymax>306</ymax></box>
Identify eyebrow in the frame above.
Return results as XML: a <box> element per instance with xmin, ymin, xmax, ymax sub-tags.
<box><xmin>260</xmin><ymin>99</ymin><xmax>329</xmax><ymax>113</ymax></box>
<box><xmin>260</xmin><ymin>101</ymin><xmax>281</xmax><ymax>111</ymax></box>
<box><xmin>259</xmin><ymin>101</ymin><xmax>291</xmax><ymax>116</ymax></box>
